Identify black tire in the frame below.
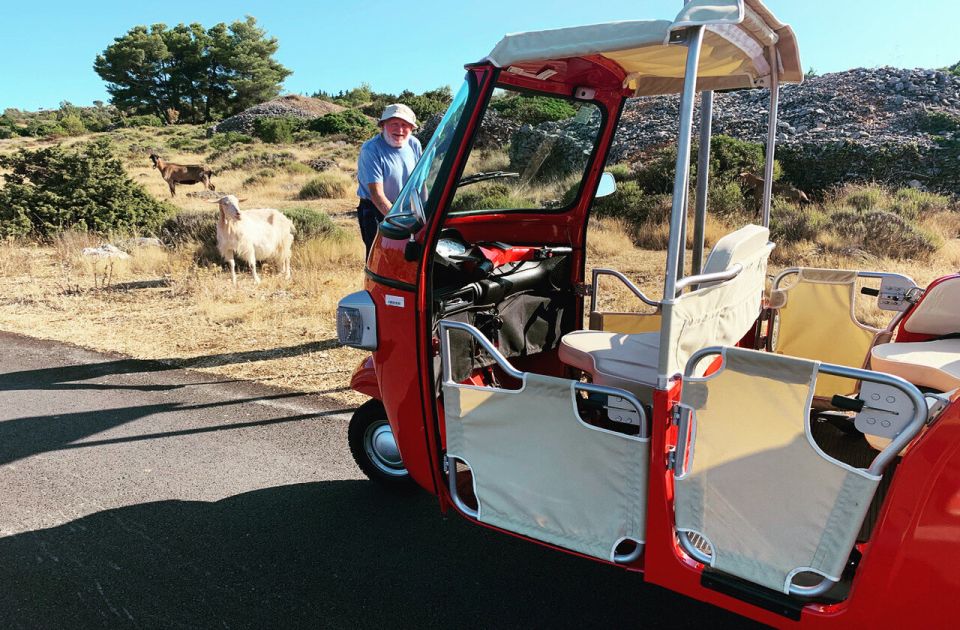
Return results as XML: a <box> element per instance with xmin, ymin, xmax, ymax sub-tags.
<box><xmin>348</xmin><ymin>399</ymin><xmax>416</xmax><ymax>491</ymax></box>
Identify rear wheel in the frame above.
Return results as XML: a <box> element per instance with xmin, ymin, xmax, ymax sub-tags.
<box><xmin>348</xmin><ymin>399</ymin><xmax>415</xmax><ymax>490</ymax></box>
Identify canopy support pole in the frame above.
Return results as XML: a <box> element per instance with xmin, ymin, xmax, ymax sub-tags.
<box><xmin>692</xmin><ymin>90</ymin><xmax>714</xmax><ymax>276</ymax></box>
<box><xmin>663</xmin><ymin>26</ymin><xmax>704</xmax><ymax>301</ymax></box>
<box><xmin>659</xmin><ymin>25</ymin><xmax>704</xmax><ymax>387</ymax></box>
<box><xmin>761</xmin><ymin>45</ymin><xmax>780</xmax><ymax>228</ymax></box>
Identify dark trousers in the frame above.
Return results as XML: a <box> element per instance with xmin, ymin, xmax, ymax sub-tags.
<box><xmin>357</xmin><ymin>198</ymin><xmax>382</xmax><ymax>259</ymax></box>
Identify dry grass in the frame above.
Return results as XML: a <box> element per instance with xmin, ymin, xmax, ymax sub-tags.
<box><xmin>2</xmin><ymin>126</ymin><xmax>959</xmax><ymax>411</ymax></box>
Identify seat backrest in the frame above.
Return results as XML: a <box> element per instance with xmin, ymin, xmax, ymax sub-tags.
<box><xmin>659</xmin><ymin>225</ymin><xmax>772</xmax><ymax>377</ymax></box>
<box><xmin>900</xmin><ymin>274</ymin><xmax>960</xmax><ymax>339</ymax></box>
<box><xmin>702</xmin><ymin>223</ymin><xmax>771</xmax><ymax>277</ymax></box>
<box><xmin>770</xmin><ymin>268</ymin><xmax>881</xmax><ymax>398</ymax></box>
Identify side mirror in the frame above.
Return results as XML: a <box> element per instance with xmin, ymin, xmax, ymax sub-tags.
<box><xmin>595</xmin><ymin>172</ymin><xmax>617</xmax><ymax>198</ymax></box>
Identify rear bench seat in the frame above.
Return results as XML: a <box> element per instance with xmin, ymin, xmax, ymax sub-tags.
<box><xmin>866</xmin><ymin>275</ymin><xmax>959</xmax><ymax>450</ymax></box>
<box><xmin>870</xmin><ymin>340</ymin><xmax>960</xmax><ymax>392</ymax></box>
<box><xmin>560</xmin><ymin>225</ymin><xmax>772</xmax><ymax>400</ymax></box>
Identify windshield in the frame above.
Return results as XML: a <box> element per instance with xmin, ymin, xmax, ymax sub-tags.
<box><xmin>386</xmin><ymin>79</ymin><xmax>471</xmax><ymax>225</ymax></box>
<box><xmin>449</xmin><ymin>87</ymin><xmax>602</xmax><ymax>215</ymax></box>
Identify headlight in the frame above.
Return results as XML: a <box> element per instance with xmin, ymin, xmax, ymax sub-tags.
<box><xmin>336</xmin><ymin>290</ymin><xmax>377</xmax><ymax>350</ymax></box>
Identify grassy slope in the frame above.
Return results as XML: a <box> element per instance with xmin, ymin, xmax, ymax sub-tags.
<box><xmin>0</xmin><ymin>125</ymin><xmax>958</xmax><ymax>408</ymax></box>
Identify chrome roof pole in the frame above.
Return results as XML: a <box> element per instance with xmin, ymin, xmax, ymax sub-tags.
<box><xmin>663</xmin><ymin>25</ymin><xmax>704</xmax><ymax>301</ymax></box>
<box><xmin>761</xmin><ymin>45</ymin><xmax>780</xmax><ymax>228</ymax></box>
<box><xmin>692</xmin><ymin>90</ymin><xmax>714</xmax><ymax>276</ymax></box>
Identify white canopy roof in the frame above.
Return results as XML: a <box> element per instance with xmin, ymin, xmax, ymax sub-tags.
<box><xmin>483</xmin><ymin>0</ymin><xmax>802</xmax><ymax>96</ymax></box>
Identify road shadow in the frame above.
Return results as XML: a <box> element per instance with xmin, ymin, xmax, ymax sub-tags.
<box><xmin>0</xmin><ymin>338</ymin><xmax>342</xmax><ymax>393</ymax></box>
<box><xmin>0</xmin><ymin>397</ymin><xmax>352</xmax><ymax>466</ymax></box>
<box><xmin>0</xmin><ymin>481</ymin><xmax>761</xmax><ymax>629</ymax></box>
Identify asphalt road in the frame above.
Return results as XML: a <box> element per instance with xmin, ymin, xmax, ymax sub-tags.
<box><xmin>0</xmin><ymin>331</ymin><xmax>762</xmax><ymax>629</ymax></box>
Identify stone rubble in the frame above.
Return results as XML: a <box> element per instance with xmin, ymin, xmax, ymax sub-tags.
<box><xmin>611</xmin><ymin>67</ymin><xmax>960</xmax><ymax>161</ymax></box>
<box><xmin>209</xmin><ymin>95</ymin><xmax>345</xmax><ymax>136</ymax></box>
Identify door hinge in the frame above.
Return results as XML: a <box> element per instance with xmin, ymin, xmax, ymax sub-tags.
<box><xmin>573</xmin><ymin>282</ymin><xmax>592</xmax><ymax>297</ymax></box>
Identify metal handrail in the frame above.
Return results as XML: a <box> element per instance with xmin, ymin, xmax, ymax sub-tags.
<box><xmin>591</xmin><ymin>268</ymin><xmax>661</xmax><ymax>310</ymax></box>
<box><xmin>673</xmin><ymin>264</ymin><xmax>743</xmax><ymax>293</ymax></box>
<box><xmin>438</xmin><ymin>319</ymin><xmax>649</xmax><ymax>437</ymax></box>
<box><xmin>677</xmin><ymin>345</ymin><xmax>929</xmax><ymax>597</ymax></box>
<box><xmin>771</xmin><ymin>268</ymin><xmax>917</xmax><ymax>293</ymax></box>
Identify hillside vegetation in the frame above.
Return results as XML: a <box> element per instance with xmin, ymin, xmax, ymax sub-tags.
<box><xmin>0</xmin><ymin>75</ymin><xmax>958</xmax><ymax>405</ymax></box>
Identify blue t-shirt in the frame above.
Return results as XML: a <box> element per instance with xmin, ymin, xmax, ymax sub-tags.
<box><xmin>356</xmin><ymin>133</ymin><xmax>423</xmax><ymax>203</ymax></box>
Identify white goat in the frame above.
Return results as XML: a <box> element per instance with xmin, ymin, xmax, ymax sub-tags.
<box><xmin>209</xmin><ymin>195</ymin><xmax>295</xmax><ymax>286</ymax></box>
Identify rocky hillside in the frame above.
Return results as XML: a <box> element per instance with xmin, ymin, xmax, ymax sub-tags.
<box><xmin>613</xmin><ymin>67</ymin><xmax>960</xmax><ymax>194</ymax></box>
<box><xmin>210</xmin><ymin>95</ymin><xmax>346</xmax><ymax>135</ymax></box>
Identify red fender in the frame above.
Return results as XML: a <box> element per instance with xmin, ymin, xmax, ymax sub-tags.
<box><xmin>349</xmin><ymin>355</ymin><xmax>381</xmax><ymax>400</ymax></box>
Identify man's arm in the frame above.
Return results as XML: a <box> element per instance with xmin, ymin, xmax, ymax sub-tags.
<box><xmin>367</xmin><ymin>182</ymin><xmax>392</xmax><ymax>216</ymax></box>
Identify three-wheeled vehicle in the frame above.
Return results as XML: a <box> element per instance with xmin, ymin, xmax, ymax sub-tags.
<box><xmin>336</xmin><ymin>1</ymin><xmax>960</xmax><ymax>625</ymax></box>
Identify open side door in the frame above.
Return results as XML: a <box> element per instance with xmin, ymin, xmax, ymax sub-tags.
<box><xmin>672</xmin><ymin>346</ymin><xmax>927</xmax><ymax>598</ymax></box>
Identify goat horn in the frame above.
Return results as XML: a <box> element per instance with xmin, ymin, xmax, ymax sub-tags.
<box><xmin>237</xmin><ymin>198</ymin><xmax>248</xmax><ymax>203</ymax></box>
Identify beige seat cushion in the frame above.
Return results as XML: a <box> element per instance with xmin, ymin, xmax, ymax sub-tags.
<box><xmin>870</xmin><ymin>339</ymin><xmax>960</xmax><ymax>392</ymax></box>
<box><xmin>559</xmin><ymin>330</ymin><xmax>659</xmax><ymax>399</ymax></box>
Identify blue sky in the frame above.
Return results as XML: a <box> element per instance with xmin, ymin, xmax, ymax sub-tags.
<box><xmin>1</xmin><ymin>0</ymin><xmax>958</xmax><ymax>112</ymax></box>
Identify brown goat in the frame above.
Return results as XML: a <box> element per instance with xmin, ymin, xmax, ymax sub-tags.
<box><xmin>738</xmin><ymin>171</ymin><xmax>810</xmax><ymax>214</ymax></box>
<box><xmin>149</xmin><ymin>153</ymin><xmax>215</xmax><ymax>197</ymax></box>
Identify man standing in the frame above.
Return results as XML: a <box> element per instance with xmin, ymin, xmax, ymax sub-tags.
<box><xmin>356</xmin><ymin>103</ymin><xmax>422</xmax><ymax>258</ymax></box>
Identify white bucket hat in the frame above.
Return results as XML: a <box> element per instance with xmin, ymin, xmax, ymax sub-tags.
<box><xmin>379</xmin><ymin>103</ymin><xmax>418</xmax><ymax>128</ymax></box>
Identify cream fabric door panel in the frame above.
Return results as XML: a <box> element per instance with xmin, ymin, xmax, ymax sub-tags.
<box><xmin>444</xmin><ymin>373</ymin><xmax>649</xmax><ymax>561</ymax></box>
<box><xmin>675</xmin><ymin>349</ymin><xmax>880</xmax><ymax>594</ymax></box>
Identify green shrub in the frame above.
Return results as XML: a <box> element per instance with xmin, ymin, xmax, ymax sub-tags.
<box><xmin>913</xmin><ymin>110</ymin><xmax>960</xmax><ymax>134</ymax></box>
<box><xmin>223</xmin><ymin>150</ymin><xmax>295</xmax><ymax>171</ymax></box>
<box><xmin>830</xmin><ymin>209</ymin><xmax>941</xmax><ymax>259</ymax></box>
<box><xmin>58</xmin><ymin>114</ymin><xmax>87</xmax><ymax>136</ymax></box>
<box><xmin>890</xmin><ymin>187</ymin><xmax>953</xmax><ymax>219</ymax></box>
<box><xmin>839</xmin><ymin>184</ymin><xmax>886</xmax><ymax>211</ymax></box>
<box><xmin>308</xmin><ymin>109</ymin><xmax>376</xmax><ymax>140</ymax></box>
<box><xmin>449</xmin><ymin>183</ymin><xmax>537</xmax><ymax>212</ymax></box>
<box><xmin>209</xmin><ymin>131</ymin><xmax>255</xmax><ymax>151</ymax></box>
<box><xmin>286</xmin><ymin>162</ymin><xmax>314</xmax><ymax>175</ymax></box>
<box><xmin>253</xmin><ymin>116</ymin><xmax>301</xmax><ymax>144</ymax></box>
<box><xmin>490</xmin><ymin>95</ymin><xmax>577</xmax><ymax>125</ymax></box>
<box><xmin>281</xmin><ymin>207</ymin><xmax>342</xmax><ymax>239</ymax></box>
<box><xmin>771</xmin><ymin>203</ymin><xmax>829</xmax><ymax>243</ymax></box>
<box><xmin>26</xmin><ymin>119</ymin><xmax>68</xmax><ymax>138</ymax></box>
<box><xmin>243</xmin><ymin>168</ymin><xmax>277</xmax><ymax>187</ymax></box>
<box><xmin>123</xmin><ymin>114</ymin><xmax>164</xmax><ymax>128</ymax></box>
<box><xmin>0</xmin><ymin>139</ymin><xmax>174</xmax><ymax>237</ymax></box>
<box><xmin>707</xmin><ymin>135</ymin><xmax>780</xmax><ymax>184</ymax></box>
<box><xmin>591</xmin><ymin>180</ymin><xmax>648</xmax><ymax>221</ymax></box>
<box><xmin>633</xmin><ymin>146</ymin><xmax>678</xmax><ymax>194</ymax></box>
<box><xmin>707</xmin><ymin>180</ymin><xmax>746</xmax><ymax>217</ymax></box>
<box><xmin>298</xmin><ymin>172</ymin><xmax>353</xmax><ymax>199</ymax></box>
<box><xmin>604</xmin><ymin>163</ymin><xmax>634</xmax><ymax>182</ymax></box>
<box><xmin>161</xmin><ymin>211</ymin><xmax>217</xmax><ymax>245</ymax></box>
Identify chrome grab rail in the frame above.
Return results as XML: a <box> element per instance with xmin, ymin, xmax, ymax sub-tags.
<box><xmin>439</xmin><ymin>319</ymin><xmax>649</xmax><ymax>564</ymax></box>
<box><xmin>673</xmin><ymin>264</ymin><xmax>743</xmax><ymax>294</ymax></box>
<box><xmin>439</xmin><ymin>320</ymin><xmax>648</xmax><ymax>437</ymax></box>
<box><xmin>676</xmin><ymin>345</ymin><xmax>929</xmax><ymax>597</ymax></box>
<box><xmin>591</xmin><ymin>268</ymin><xmax>661</xmax><ymax>309</ymax></box>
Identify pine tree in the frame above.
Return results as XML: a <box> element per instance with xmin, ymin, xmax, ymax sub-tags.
<box><xmin>94</xmin><ymin>17</ymin><xmax>291</xmax><ymax>124</ymax></box>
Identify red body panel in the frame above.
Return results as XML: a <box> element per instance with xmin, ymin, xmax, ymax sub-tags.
<box><xmin>350</xmin><ymin>51</ymin><xmax>960</xmax><ymax>627</ymax></box>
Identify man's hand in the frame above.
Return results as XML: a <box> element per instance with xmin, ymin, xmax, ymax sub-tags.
<box><xmin>367</xmin><ymin>182</ymin><xmax>392</xmax><ymax>216</ymax></box>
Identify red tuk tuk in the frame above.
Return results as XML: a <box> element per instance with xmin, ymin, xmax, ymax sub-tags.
<box><xmin>336</xmin><ymin>1</ymin><xmax>960</xmax><ymax>625</ymax></box>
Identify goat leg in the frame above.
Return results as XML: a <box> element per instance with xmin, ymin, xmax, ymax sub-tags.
<box><xmin>247</xmin><ymin>255</ymin><xmax>260</xmax><ymax>285</ymax></box>
<box><xmin>228</xmin><ymin>258</ymin><xmax>237</xmax><ymax>286</ymax></box>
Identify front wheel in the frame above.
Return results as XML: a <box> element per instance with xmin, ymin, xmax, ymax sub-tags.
<box><xmin>348</xmin><ymin>399</ymin><xmax>415</xmax><ymax>491</ymax></box>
